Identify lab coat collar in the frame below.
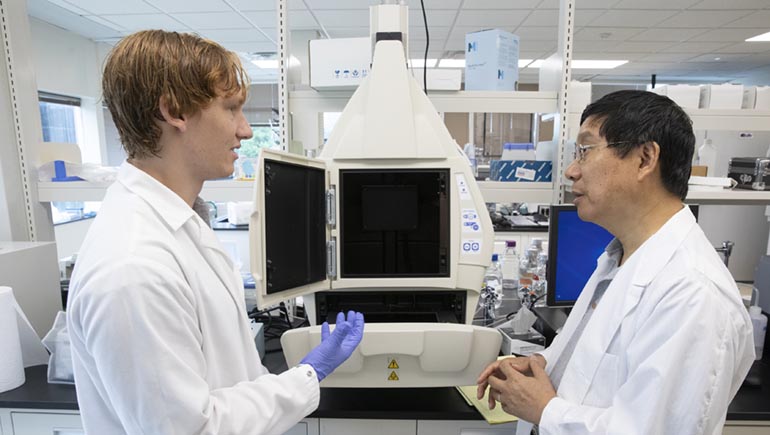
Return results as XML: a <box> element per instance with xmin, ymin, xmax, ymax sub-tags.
<box><xmin>628</xmin><ymin>205</ymin><xmax>695</xmax><ymax>287</ymax></box>
<box><xmin>553</xmin><ymin>205</ymin><xmax>696</xmax><ymax>404</ymax></box>
<box><xmin>117</xmin><ymin>162</ymin><xmax>197</xmax><ymax>232</ymax></box>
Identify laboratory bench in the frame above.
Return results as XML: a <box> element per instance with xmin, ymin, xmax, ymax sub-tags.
<box><xmin>2</xmin><ymin>357</ymin><xmax>770</xmax><ymax>435</ymax></box>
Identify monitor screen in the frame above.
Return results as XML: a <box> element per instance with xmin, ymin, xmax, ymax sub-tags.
<box><xmin>545</xmin><ymin>204</ymin><xmax>699</xmax><ymax>307</ymax></box>
<box><xmin>546</xmin><ymin>205</ymin><xmax>614</xmax><ymax>307</ymax></box>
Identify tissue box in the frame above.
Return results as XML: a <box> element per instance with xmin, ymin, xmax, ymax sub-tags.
<box><xmin>490</xmin><ymin>160</ymin><xmax>552</xmax><ymax>182</ymax></box>
<box><xmin>464</xmin><ymin>29</ymin><xmax>519</xmax><ymax>91</ymax></box>
<box><xmin>226</xmin><ymin>201</ymin><xmax>253</xmax><ymax>225</ymax></box>
<box><xmin>498</xmin><ymin>326</ymin><xmax>545</xmax><ymax>356</ymax></box>
<box><xmin>700</xmin><ymin>84</ymin><xmax>744</xmax><ymax>109</ymax></box>
<box><xmin>652</xmin><ymin>84</ymin><xmax>701</xmax><ymax>109</ymax></box>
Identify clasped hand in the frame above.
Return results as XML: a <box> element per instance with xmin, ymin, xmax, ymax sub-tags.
<box><xmin>476</xmin><ymin>354</ymin><xmax>556</xmax><ymax>425</ymax></box>
<box><xmin>300</xmin><ymin>311</ymin><xmax>365</xmax><ymax>381</ymax></box>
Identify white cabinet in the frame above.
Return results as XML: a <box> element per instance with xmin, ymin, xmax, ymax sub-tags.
<box><xmin>4</xmin><ymin>410</ymin><xmax>82</xmax><ymax>435</ymax></box>
<box><xmin>418</xmin><ymin>420</ymin><xmax>518</xmax><ymax>435</ymax></box>
<box><xmin>723</xmin><ymin>421</ymin><xmax>770</xmax><ymax>435</ymax></box>
<box><xmin>0</xmin><ymin>410</ymin><xmax>315</xmax><ymax>435</ymax></box>
<box><xmin>320</xmin><ymin>418</ymin><xmax>415</xmax><ymax>435</ymax></box>
<box><xmin>286</xmin><ymin>418</ymin><xmax>319</xmax><ymax>435</ymax></box>
<box><xmin>317</xmin><ymin>418</ymin><xmax>518</xmax><ymax>435</ymax></box>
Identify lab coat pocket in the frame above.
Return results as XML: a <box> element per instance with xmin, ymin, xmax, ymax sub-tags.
<box><xmin>583</xmin><ymin>353</ymin><xmax>619</xmax><ymax>407</ymax></box>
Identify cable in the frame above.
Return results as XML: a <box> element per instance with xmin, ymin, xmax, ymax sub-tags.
<box><xmin>528</xmin><ymin>293</ymin><xmax>546</xmax><ymax>310</ymax></box>
<box><xmin>420</xmin><ymin>0</ymin><xmax>429</xmax><ymax>95</ymax></box>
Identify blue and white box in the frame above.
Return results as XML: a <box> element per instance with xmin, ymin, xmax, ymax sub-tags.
<box><xmin>465</xmin><ymin>29</ymin><xmax>519</xmax><ymax>91</ymax></box>
<box><xmin>490</xmin><ymin>160</ymin><xmax>552</xmax><ymax>182</ymax></box>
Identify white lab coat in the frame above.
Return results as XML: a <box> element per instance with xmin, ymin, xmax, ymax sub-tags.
<box><xmin>518</xmin><ymin>206</ymin><xmax>754</xmax><ymax>435</ymax></box>
<box><xmin>67</xmin><ymin>162</ymin><xmax>319</xmax><ymax>435</ymax></box>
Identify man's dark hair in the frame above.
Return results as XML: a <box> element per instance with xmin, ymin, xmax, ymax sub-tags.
<box><xmin>580</xmin><ymin>90</ymin><xmax>695</xmax><ymax>200</ymax></box>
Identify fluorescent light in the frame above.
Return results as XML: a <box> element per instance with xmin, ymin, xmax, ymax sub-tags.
<box><xmin>747</xmin><ymin>31</ymin><xmax>770</xmax><ymax>42</ymax></box>
<box><xmin>438</xmin><ymin>58</ymin><xmax>465</xmax><ymax>68</ymax></box>
<box><xmin>572</xmin><ymin>60</ymin><xmax>627</xmax><ymax>69</ymax></box>
<box><xmin>527</xmin><ymin>59</ymin><xmax>544</xmax><ymax>69</ymax></box>
<box><xmin>410</xmin><ymin>58</ymin><xmax>438</xmax><ymax>68</ymax></box>
<box><xmin>437</xmin><ymin>58</ymin><xmax>533</xmax><ymax>68</ymax></box>
<box><xmin>251</xmin><ymin>59</ymin><xmax>278</xmax><ymax>69</ymax></box>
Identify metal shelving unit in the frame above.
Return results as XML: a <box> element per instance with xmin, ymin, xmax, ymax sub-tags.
<box><xmin>38</xmin><ymin>180</ymin><xmax>256</xmax><ymax>203</ymax></box>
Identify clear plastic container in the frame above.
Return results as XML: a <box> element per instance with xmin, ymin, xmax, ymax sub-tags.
<box><xmin>696</xmin><ymin>138</ymin><xmax>717</xmax><ymax>177</ymax></box>
<box><xmin>500</xmin><ymin>241</ymin><xmax>520</xmax><ymax>299</ymax></box>
<box><xmin>501</xmin><ymin>143</ymin><xmax>535</xmax><ymax>161</ymax></box>
<box><xmin>483</xmin><ymin>254</ymin><xmax>503</xmax><ymax>308</ymax></box>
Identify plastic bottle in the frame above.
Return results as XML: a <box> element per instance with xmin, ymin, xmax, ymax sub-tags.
<box><xmin>463</xmin><ymin>143</ymin><xmax>477</xmax><ymax>177</ymax></box>
<box><xmin>697</xmin><ymin>138</ymin><xmax>717</xmax><ymax>176</ymax></box>
<box><xmin>500</xmin><ymin>241</ymin><xmax>520</xmax><ymax>300</ymax></box>
<box><xmin>483</xmin><ymin>254</ymin><xmax>503</xmax><ymax>308</ymax></box>
<box><xmin>532</xmin><ymin>252</ymin><xmax>548</xmax><ymax>307</ymax></box>
<box><xmin>518</xmin><ymin>247</ymin><xmax>538</xmax><ymax>303</ymax></box>
<box><xmin>750</xmin><ymin>306</ymin><xmax>767</xmax><ymax>360</ymax></box>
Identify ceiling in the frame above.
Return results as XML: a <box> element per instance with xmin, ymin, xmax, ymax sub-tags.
<box><xmin>25</xmin><ymin>0</ymin><xmax>770</xmax><ymax>85</ymax></box>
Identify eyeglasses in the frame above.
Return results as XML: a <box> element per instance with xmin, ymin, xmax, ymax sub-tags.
<box><xmin>572</xmin><ymin>141</ymin><xmax>635</xmax><ymax>163</ymax></box>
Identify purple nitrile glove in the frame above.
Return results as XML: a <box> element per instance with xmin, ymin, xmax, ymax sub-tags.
<box><xmin>300</xmin><ymin>311</ymin><xmax>365</xmax><ymax>381</ymax></box>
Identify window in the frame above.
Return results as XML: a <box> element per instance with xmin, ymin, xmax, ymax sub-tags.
<box><xmin>38</xmin><ymin>92</ymin><xmax>83</xmax><ymax>144</ymax></box>
<box><xmin>238</xmin><ymin>124</ymin><xmax>281</xmax><ymax>157</ymax></box>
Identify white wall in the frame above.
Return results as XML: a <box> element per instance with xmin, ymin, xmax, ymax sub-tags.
<box><xmin>28</xmin><ymin>17</ymin><xmax>110</xmax><ymax>164</ymax></box>
<box><xmin>695</xmin><ymin>129</ymin><xmax>770</xmax><ymax>281</ymax></box>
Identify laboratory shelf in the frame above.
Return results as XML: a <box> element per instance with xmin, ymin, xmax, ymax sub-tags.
<box><xmin>289</xmin><ymin>90</ymin><xmax>558</xmax><ymax>114</ymax></box>
<box><xmin>37</xmin><ymin>179</ymin><xmax>256</xmax><ymax>202</ymax></box>
<box><xmin>37</xmin><ymin>181</ymin><xmax>112</xmax><ymax>202</ymax></box>
<box><xmin>477</xmin><ymin>181</ymin><xmax>554</xmax><ymax>204</ymax></box>
<box><xmin>567</xmin><ymin>109</ymin><xmax>770</xmax><ymax>139</ymax></box>
<box><xmin>685</xmin><ymin>188</ymin><xmax>770</xmax><ymax>205</ymax></box>
<box><xmin>564</xmin><ymin>185</ymin><xmax>770</xmax><ymax>206</ymax></box>
<box><xmin>686</xmin><ymin>109</ymin><xmax>770</xmax><ymax>132</ymax></box>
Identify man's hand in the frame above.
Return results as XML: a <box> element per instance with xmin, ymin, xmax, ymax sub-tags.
<box><xmin>476</xmin><ymin>354</ymin><xmax>554</xmax><ymax>424</ymax></box>
<box><xmin>476</xmin><ymin>354</ymin><xmax>546</xmax><ymax>402</ymax></box>
<box><xmin>300</xmin><ymin>311</ymin><xmax>365</xmax><ymax>381</ymax></box>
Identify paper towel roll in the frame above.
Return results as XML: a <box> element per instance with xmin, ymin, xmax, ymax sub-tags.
<box><xmin>0</xmin><ymin>287</ymin><xmax>25</xmax><ymax>393</ymax></box>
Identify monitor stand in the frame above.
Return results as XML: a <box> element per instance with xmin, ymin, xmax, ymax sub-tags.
<box><xmin>532</xmin><ymin>306</ymin><xmax>570</xmax><ymax>346</ymax></box>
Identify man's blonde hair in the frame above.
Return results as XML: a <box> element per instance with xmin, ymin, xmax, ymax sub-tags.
<box><xmin>102</xmin><ymin>30</ymin><xmax>249</xmax><ymax>159</ymax></box>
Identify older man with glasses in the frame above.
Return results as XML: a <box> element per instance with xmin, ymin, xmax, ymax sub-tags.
<box><xmin>477</xmin><ymin>90</ymin><xmax>754</xmax><ymax>435</ymax></box>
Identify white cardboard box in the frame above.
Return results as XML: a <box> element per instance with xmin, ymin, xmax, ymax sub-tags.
<box><xmin>464</xmin><ymin>29</ymin><xmax>519</xmax><ymax>91</ymax></box>
<box><xmin>742</xmin><ymin>86</ymin><xmax>757</xmax><ymax>109</ymax></box>
<box><xmin>309</xmin><ymin>37</ymin><xmax>371</xmax><ymax>90</ymax></box>
<box><xmin>568</xmin><ymin>81</ymin><xmax>592</xmax><ymax>113</ymax></box>
<box><xmin>699</xmin><ymin>84</ymin><xmax>744</xmax><ymax>109</ymax></box>
<box><xmin>409</xmin><ymin>68</ymin><xmax>462</xmax><ymax>91</ymax></box>
<box><xmin>756</xmin><ymin>86</ymin><xmax>770</xmax><ymax>110</ymax></box>
<box><xmin>652</xmin><ymin>84</ymin><xmax>701</xmax><ymax>109</ymax></box>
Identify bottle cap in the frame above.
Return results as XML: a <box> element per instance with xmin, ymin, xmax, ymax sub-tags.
<box><xmin>750</xmin><ymin>306</ymin><xmax>762</xmax><ymax>316</ymax></box>
<box><xmin>491</xmin><ymin>254</ymin><xmax>499</xmax><ymax>262</ymax></box>
<box><xmin>506</xmin><ymin>240</ymin><xmax>516</xmax><ymax>247</ymax></box>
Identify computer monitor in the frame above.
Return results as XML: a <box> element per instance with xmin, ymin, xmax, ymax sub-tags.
<box><xmin>545</xmin><ymin>204</ymin><xmax>699</xmax><ymax>307</ymax></box>
<box><xmin>545</xmin><ymin>204</ymin><xmax>614</xmax><ymax>307</ymax></box>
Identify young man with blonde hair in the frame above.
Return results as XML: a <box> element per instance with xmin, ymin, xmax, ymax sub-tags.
<box><xmin>67</xmin><ymin>30</ymin><xmax>364</xmax><ymax>435</ymax></box>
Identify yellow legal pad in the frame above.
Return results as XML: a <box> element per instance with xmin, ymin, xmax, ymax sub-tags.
<box><xmin>455</xmin><ymin>384</ymin><xmax>518</xmax><ymax>424</ymax></box>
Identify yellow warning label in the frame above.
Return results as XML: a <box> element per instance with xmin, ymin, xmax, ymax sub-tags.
<box><xmin>388</xmin><ymin>359</ymin><xmax>399</xmax><ymax>369</ymax></box>
<box><xmin>388</xmin><ymin>371</ymin><xmax>400</xmax><ymax>381</ymax></box>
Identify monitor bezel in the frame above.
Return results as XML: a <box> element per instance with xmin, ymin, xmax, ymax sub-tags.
<box><xmin>545</xmin><ymin>204</ymin><xmax>612</xmax><ymax>307</ymax></box>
